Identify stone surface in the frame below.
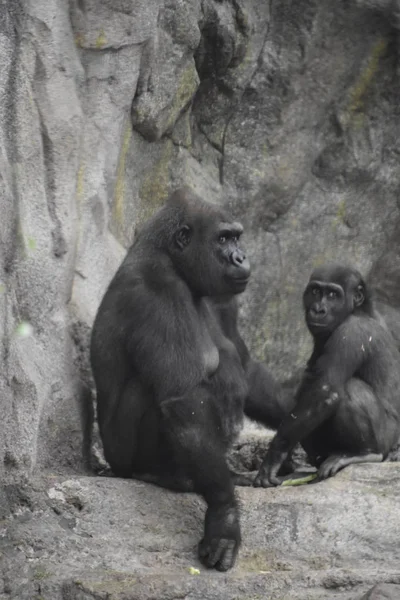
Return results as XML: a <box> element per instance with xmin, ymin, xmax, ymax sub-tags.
<box><xmin>1</xmin><ymin>462</ymin><xmax>400</xmax><ymax>600</ymax></box>
<box><xmin>360</xmin><ymin>583</ymin><xmax>400</xmax><ymax>600</ymax></box>
<box><xmin>1</xmin><ymin>0</ymin><xmax>400</xmax><ymax>597</ymax></box>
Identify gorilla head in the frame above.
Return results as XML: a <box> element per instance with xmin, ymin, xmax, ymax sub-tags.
<box><xmin>303</xmin><ymin>263</ymin><xmax>372</xmax><ymax>337</ymax></box>
<box><xmin>140</xmin><ymin>187</ymin><xmax>251</xmax><ymax>297</ymax></box>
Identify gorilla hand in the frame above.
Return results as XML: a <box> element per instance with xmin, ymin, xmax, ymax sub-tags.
<box><xmin>254</xmin><ymin>440</ymin><xmax>287</xmax><ymax>488</ymax></box>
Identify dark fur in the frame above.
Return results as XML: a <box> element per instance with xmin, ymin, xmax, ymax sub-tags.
<box><xmin>90</xmin><ymin>188</ymin><xmax>287</xmax><ymax>571</ymax></box>
<box><xmin>255</xmin><ymin>263</ymin><xmax>400</xmax><ymax>487</ymax></box>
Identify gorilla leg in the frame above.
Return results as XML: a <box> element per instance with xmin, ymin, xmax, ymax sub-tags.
<box><xmin>132</xmin><ymin>467</ymin><xmax>256</xmax><ymax>490</ymax></box>
<box><xmin>99</xmin><ymin>379</ymin><xmax>160</xmax><ymax>478</ymax></box>
<box><xmin>303</xmin><ymin>379</ymin><xmax>395</xmax><ymax>479</ymax></box>
<box><xmin>230</xmin><ymin>471</ymin><xmax>258</xmax><ymax>486</ymax></box>
<box><xmin>160</xmin><ymin>393</ymin><xmax>240</xmax><ymax>572</ymax></box>
<box><xmin>102</xmin><ymin>380</ymin><xmax>253</xmax><ymax>492</ymax></box>
<box><xmin>131</xmin><ymin>471</ymin><xmax>195</xmax><ymax>492</ymax></box>
<box><xmin>317</xmin><ymin>453</ymin><xmax>383</xmax><ymax>479</ymax></box>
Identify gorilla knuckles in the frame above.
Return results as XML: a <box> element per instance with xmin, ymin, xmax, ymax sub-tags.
<box><xmin>91</xmin><ymin>188</ymin><xmax>286</xmax><ymax>571</ymax></box>
<box><xmin>168</xmin><ymin>188</ymin><xmax>250</xmax><ymax>297</ymax></box>
<box><xmin>256</xmin><ymin>263</ymin><xmax>400</xmax><ymax>487</ymax></box>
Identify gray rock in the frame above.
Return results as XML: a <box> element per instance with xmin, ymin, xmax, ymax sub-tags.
<box><xmin>1</xmin><ymin>0</ymin><xmax>400</xmax><ymax>597</ymax></box>
<box><xmin>360</xmin><ymin>583</ymin><xmax>400</xmax><ymax>599</ymax></box>
<box><xmin>1</xmin><ymin>463</ymin><xmax>400</xmax><ymax>599</ymax></box>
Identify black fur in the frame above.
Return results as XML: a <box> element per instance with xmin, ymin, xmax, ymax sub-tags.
<box><xmin>255</xmin><ymin>263</ymin><xmax>400</xmax><ymax>487</ymax></box>
<box><xmin>90</xmin><ymin>188</ymin><xmax>286</xmax><ymax>571</ymax></box>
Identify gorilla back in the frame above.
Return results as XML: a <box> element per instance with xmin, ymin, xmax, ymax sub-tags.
<box><xmin>90</xmin><ymin>188</ymin><xmax>285</xmax><ymax>571</ymax></box>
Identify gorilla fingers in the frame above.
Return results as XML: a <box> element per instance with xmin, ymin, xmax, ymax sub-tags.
<box><xmin>199</xmin><ymin>504</ymin><xmax>241</xmax><ymax>571</ymax></box>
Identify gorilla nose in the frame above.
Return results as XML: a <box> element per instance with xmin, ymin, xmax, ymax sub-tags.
<box><xmin>231</xmin><ymin>250</ymin><xmax>251</xmax><ymax>280</ymax></box>
<box><xmin>231</xmin><ymin>249</ymin><xmax>246</xmax><ymax>266</ymax></box>
<box><xmin>310</xmin><ymin>306</ymin><xmax>327</xmax><ymax>319</ymax></box>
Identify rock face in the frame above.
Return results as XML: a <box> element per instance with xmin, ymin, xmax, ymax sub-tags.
<box><xmin>2</xmin><ymin>463</ymin><xmax>400</xmax><ymax>599</ymax></box>
<box><xmin>1</xmin><ymin>0</ymin><xmax>400</xmax><ymax>597</ymax></box>
<box><xmin>361</xmin><ymin>583</ymin><xmax>400</xmax><ymax>600</ymax></box>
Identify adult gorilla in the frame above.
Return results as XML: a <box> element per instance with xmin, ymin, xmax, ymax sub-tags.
<box><xmin>90</xmin><ymin>188</ymin><xmax>286</xmax><ymax>572</ymax></box>
<box><xmin>255</xmin><ymin>263</ymin><xmax>400</xmax><ymax>487</ymax></box>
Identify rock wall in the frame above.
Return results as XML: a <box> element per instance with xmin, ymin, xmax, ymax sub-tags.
<box><xmin>1</xmin><ymin>0</ymin><xmax>400</xmax><ymax>479</ymax></box>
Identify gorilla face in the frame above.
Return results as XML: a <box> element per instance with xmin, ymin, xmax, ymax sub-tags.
<box><xmin>170</xmin><ymin>193</ymin><xmax>251</xmax><ymax>297</ymax></box>
<box><xmin>215</xmin><ymin>222</ymin><xmax>251</xmax><ymax>295</ymax></box>
<box><xmin>303</xmin><ymin>280</ymin><xmax>348</xmax><ymax>336</ymax></box>
<box><xmin>303</xmin><ymin>264</ymin><xmax>366</xmax><ymax>337</ymax></box>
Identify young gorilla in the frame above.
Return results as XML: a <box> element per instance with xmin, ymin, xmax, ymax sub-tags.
<box><xmin>255</xmin><ymin>263</ymin><xmax>400</xmax><ymax>487</ymax></box>
<box><xmin>90</xmin><ymin>188</ymin><xmax>287</xmax><ymax>572</ymax></box>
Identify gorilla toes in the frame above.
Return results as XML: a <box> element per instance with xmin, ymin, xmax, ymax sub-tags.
<box><xmin>198</xmin><ymin>536</ymin><xmax>239</xmax><ymax>571</ymax></box>
<box><xmin>318</xmin><ymin>454</ymin><xmax>348</xmax><ymax>480</ymax></box>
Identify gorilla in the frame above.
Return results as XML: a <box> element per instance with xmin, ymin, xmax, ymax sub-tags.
<box><xmin>255</xmin><ymin>263</ymin><xmax>400</xmax><ymax>487</ymax></box>
<box><xmin>90</xmin><ymin>188</ymin><xmax>287</xmax><ymax>571</ymax></box>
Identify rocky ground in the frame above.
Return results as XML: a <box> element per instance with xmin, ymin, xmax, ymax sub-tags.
<box><xmin>1</xmin><ymin>434</ymin><xmax>400</xmax><ymax>600</ymax></box>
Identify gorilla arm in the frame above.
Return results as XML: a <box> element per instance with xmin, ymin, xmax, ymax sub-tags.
<box><xmin>212</xmin><ymin>297</ymin><xmax>290</xmax><ymax>429</ymax></box>
<box><xmin>244</xmin><ymin>359</ymin><xmax>293</xmax><ymax>429</ymax></box>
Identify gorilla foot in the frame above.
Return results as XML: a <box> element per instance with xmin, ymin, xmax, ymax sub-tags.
<box><xmin>318</xmin><ymin>452</ymin><xmax>383</xmax><ymax>480</ymax></box>
<box><xmin>388</xmin><ymin>444</ymin><xmax>400</xmax><ymax>461</ymax></box>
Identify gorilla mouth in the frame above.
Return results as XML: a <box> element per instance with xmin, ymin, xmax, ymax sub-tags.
<box><xmin>228</xmin><ymin>277</ymin><xmax>249</xmax><ymax>294</ymax></box>
<box><xmin>231</xmin><ymin>276</ymin><xmax>250</xmax><ymax>288</ymax></box>
<box><xmin>308</xmin><ymin>322</ymin><xmax>328</xmax><ymax>328</ymax></box>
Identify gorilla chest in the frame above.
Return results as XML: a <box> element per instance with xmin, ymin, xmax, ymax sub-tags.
<box><xmin>198</xmin><ymin>313</ymin><xmax>247</xmax><ymax>440</ymax></box>
<box><xmin>200</xmin><ymin>339</ymin><xmax>220</xmax><ymax>376</ymax></box>
<box><xmin>197</xmin><ymin>307</ymin><xmax>244</xmax><ymax>384</ymax></box>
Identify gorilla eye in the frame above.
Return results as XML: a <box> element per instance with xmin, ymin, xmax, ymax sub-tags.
<box><xmin>328</xmin><ymin>291</ymin><xmax>338</xmax><ymax>299</ymax></box>
<box><xmin>218</xmin><ymin>235</ymin><xmax>227</xmax><ymax>244</ymax></box>
<box><xmin>311</xmin><ymin>288</ymin><xmax>319</xmax><ymax>296</ymax></box>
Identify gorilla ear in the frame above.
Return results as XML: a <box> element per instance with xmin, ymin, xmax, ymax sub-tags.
<box><xmin>174</xmin><ymin>225</ymin><xmax>192</xmax><ymax>250</ymax></box>
<box><xmin>354</xmin><ymin>284</ymin><xmax>365</xmax><ymax>307</ymax></box>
